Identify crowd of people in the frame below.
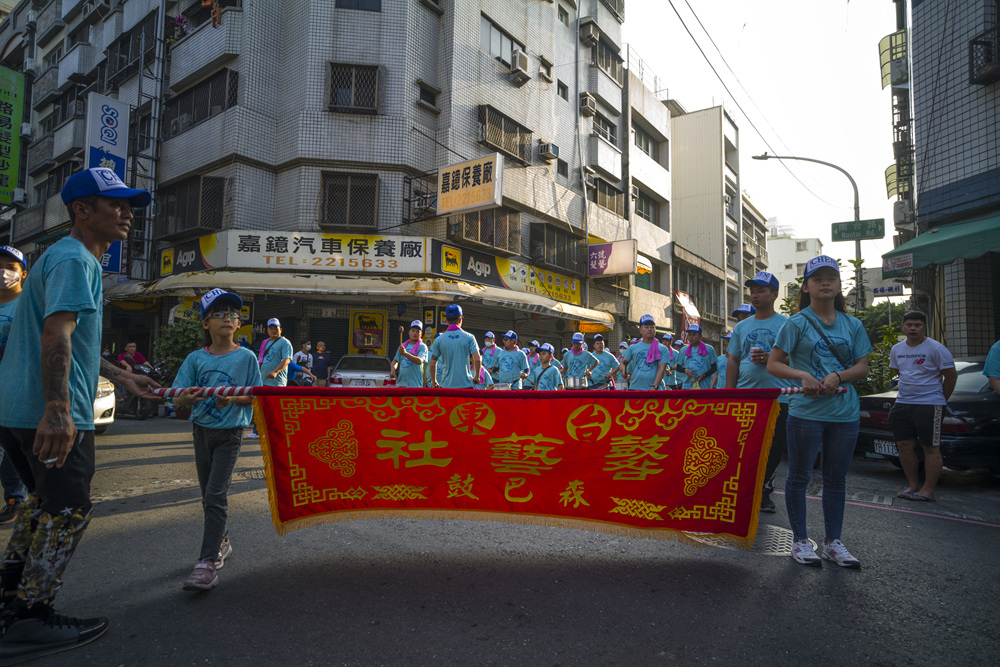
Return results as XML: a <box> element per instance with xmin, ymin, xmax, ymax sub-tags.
<box><xmin>0</xmin><ymin>167</ymin><xmax>997</xmax><ymax>665</ymax></box>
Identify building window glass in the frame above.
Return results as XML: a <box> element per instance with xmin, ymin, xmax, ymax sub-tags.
<box><xmin>419</xmin><ymin>84</ymin><xmax>437</xmax><ymax>106</ymax></box>
<box><xmin>594</xmin><ymin>40</ymin><xmax>624</xmax><ymax>86</ymax></box>
<box><xmin>590</xmin><ymin>178</ymin><xmax>624</xmax><ymax>217</ymax></box>
<box><xmin>635</xmin><ymin>190</ymin><xmax>658</xmax><ymax>225</ymax></box>
<box><xmin>593</xmin><ymin>113</ymin><xmax>616</xmax><ymax>146</ymax></box>
<box><xmin>558</xmin><ymin>6</ymin><xmax>569</xmax><ymax>26</ymax></box>
<box><xmin>633</xmin><ymin>125</ymin><xmax>658</xmax><ymax>161</ymax></box>
<box><xmin>796</xmin><ymin>241</ymin><xmax>807</xmax><ymax>251</ymax></box>
<box><xmin>557</xmin><ymin>159</ymin><xmax>568</xmax><ymax>177</ymax></box>
<box><xmin>636</xmin><ymin>259</ymin><xmax>653</xmax><ymax>291</ymax></box>
<box><xmin>478</xmin><ymin>105</ymin><xmax>533</xmax><ymax>163</ymax></box>
<box><xmin>163</xmin><ymin>69</ymin><xmax>239</xmax><ymax>139</ymax></box>
<box><xmin>335</xmin><ymin>0</ymin><xmax>381</xmax><ymax>10</ymax></box>
<box><xmin>557</xmin><ymin>80</ymin><xmax>568</xmax><ymax>100</ymax></box>
<box><xmin>157</xmin><ymin>175</ymin><xmax>225</xmax><ymax>239</ymax></box>
<box><xmin>321</xmin><ymin>172</ymin><xmax>379</xmax><ymax>228</ymax></box>
<box><xmin>531</xmin><ymin>223</ymin><xmax>584</xmax><ymax>274</ymax></box>
<box><xmin>43</xmin><ymin>45</ymin><xmax>63</xmax><ymax>69</ymax></box>
<box><xmin>329</xmin><ymin>64</ymin><xmax>379</xmax><ymax>115</ymax></box>
<box><xmin>480</xmin><ymin>15</ymin><xmax>522</xmax><ymax>68</ymax></box>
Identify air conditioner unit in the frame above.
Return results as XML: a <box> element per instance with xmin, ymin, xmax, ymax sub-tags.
<box><xmin>580</xmin><ymin>23</ymin><xmax>599</xmax><ymax>48</ymax></box>
<box><xmin>893</xmin><ymin>199</ymin><xmax>913</xmax><ymax>226</ymax></box>
<box><xmin>414</xmin><ymin>193</ymin><xmax>436</xmax><ymax>213</ymax></box>
<box><xmin>81</xmin><ymin>1</ymin><xmax>93</xmax><ymax>18</ymax></box>
<box><xmin>20</xmin><ymin>123</ymin><xmax>32</xmax><ymax>138</ymax></box>
<box><xmin>539</xmin><ymin>142</ymin><xmax>559</xmax><ymax>161</ymax></box>
<box><xmin>630</xmin><ymin>185</ymin><xmax>639</xmax><ymax>200</ymax></box>
<box><xmin>584</xmin><ymin>174</ymin><xmax>596</xmax><ymax>190</ymax></box>
<box><xmin>579</xmin><ymin>93</ymin><xmax>596</xmax><ymax>117</ymax></box>
<box><xmin>889</xmin><ymin>58</ymin><xmax>908</xmax><ymax>86</ymax></box>
<box><xmin>23</xmin><ymin>58</ymin><xmax>35</xmax><ymax>73</ymax></box>
<box><xmin>26</xmin><ymin>10</ymin><xmax>38</xmax><ymax>27</ymax></box>
<box><xmin>12</xmin><ymin>189</ymin><xmax>27</xmax><ymax>204</ymax></box>
<box><xmin>509</xmin><ymin>50</ymin><xmax>530</xmax><ymax>86</ymax></box>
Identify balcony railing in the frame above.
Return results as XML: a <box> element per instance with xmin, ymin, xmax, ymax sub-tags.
<box><xmin>12</xmin><ymin>204</ymin><xmax>45</xmax><ymax>244</ymax></box>
<box><xmin>31</xmin><ymin>66</ymin><xmax>60</xmax><ymax>110</ymax></box>
<box><xmin>26</xmin><ymin>133</ymin><xmax>55</xmax><ymax>176</ymax></box>
<box><xmin>169</xmin><ymin>7</ymin><xmax>243</xmax><ymax>91</ymax></box>
<box><xmin>35</xmin><ymin>0</ymin><xmax>65</xmax><ymax>47</ymax></box>
<box><xmin>58</xmin><ymin>43</ymin><xmax>96</xmax><ymax>89</ymax></box>
<box><xmin>970</xmin><ymin>26</ymin><xmax>1000</xmax><ymax>85</ymax></box>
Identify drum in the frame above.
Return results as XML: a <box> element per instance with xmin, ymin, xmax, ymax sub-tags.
<box><xmin>493</xmin><ymin>382</ymin><xmax>513</xmax><ymax>391</ymax></box>
<box><xmin>564</xmin><ymin>376</ymin><xmax>587</xmax><ymax>389</ymax></box>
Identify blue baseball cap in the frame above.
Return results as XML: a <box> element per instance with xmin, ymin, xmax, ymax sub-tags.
<box><xmin>639</xmin><ymin>314</ymin><xmax>655</xmax><ymax>325</ymax></box>
<box><xmin>688</xmin><ymin>323</ymin><xmax>703</xmax><ymax>333</ymax></box>
<box><xmin>561</xmin><ymin>347</ymin><xmax>569</xmax><ymax>354</ymax></box>
<box><xmin>593</xmin><ymin>334</ymin><xmax>604</xmax><ymax>341</ymax></box>
<box><xmin>722</xmin><ymin>331</ymin><xmax>732</xmax><ymax>340</ymax></box>
<box><xmin>673</xmin><ymin>340</ymin><xmax>683</xmax><ymax>347</ymax></box>
<box><xmin>0</xmin><ymin>245</ymin><xmax>25</xmax><ymax>268</ymax></box>
<box><xmin>484</xmin><ymin>331</ymin><xmax>495</xmax><ymax>339</ymax></box>
<box><xmin>661</xmin><ymin>333</ymin><xmax>673</xmax><ymax>341</ymax></box>
<box><xmin>804</xmin><ymin>255</ymin><xmax>840</xmax><ymax>277</ymax></box>
<box><xmin>539</xmin><ymin>343</ymin><xmax>555</xmax><ymax>353</ymax></box>
<box><xmin>61</xmin><ymin>168</ymin><xmax>152</xmax><ymax>207</ymax></box>
<box><xmin>529</xmin><ymin>340</ymin><xmax>540</xmax><ymax>347</ymax></box>
<box><xmin>503</xmin><ymin>329</ymin><xmax>517</xmax><ymax>340</ymax></box>
<box><xmin>619</xmin><ymin>342</ymin><xmax>628</xmax><ymax>349</ymax></box>
<box><xmin>745</xmin><ymin>271</ymin><xmax>779</xmax><ymax>290</ymax></box>
<box><xmin>200</xmin><ymin>288</ymin><xmax>242</xmax><ymax>317</ymax></box>
<box><xmin>571</xmin><ymin>332</ymin><xmax>584</xmax><ymax>342</ymax></box>
<box><xmin>732</xmin><ymin>303</ymin><xmax>756</xmax><ymax>317</ymax></box>
<box><xmin>267</xmin><ymin>318</ymin><xmax>281</xmax><ymax>328</ymax></box>
<box><xmin>445</xmin><ymin>304</ymin><xmax>463</xmax><ymax>318</ymax></box>
<box><xmin>409</xmin><ymin>320</ymin><xmax>423</xmax><ymax>330</ymax></box>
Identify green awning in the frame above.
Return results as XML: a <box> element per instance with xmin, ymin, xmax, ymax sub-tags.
<box><xmin>882</xmin><ymin>210</ymin><xmax>1000</xmax><ymax>278</ymax></box>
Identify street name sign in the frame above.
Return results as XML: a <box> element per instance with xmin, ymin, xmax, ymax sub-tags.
<box><xmin>831</xmin><ymin>218</ymin><xmax>885</xmax><ymax>241</ymax></box>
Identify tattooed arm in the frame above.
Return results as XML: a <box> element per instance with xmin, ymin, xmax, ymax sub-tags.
<box><xmin>36</xmin><ymin>312</ymin><xmax>78</xmax><ymax>468</ymax></box>
<box><xmin>99</xmin><ymin>358</ymin><xmax>161</xmax><ymax>399</ymax></box>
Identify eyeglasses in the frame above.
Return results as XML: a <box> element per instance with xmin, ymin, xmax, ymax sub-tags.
<box><xmin>209</xmin><ymin>312</ymin><xmax>241</xmax><ymax>320</ymax></box>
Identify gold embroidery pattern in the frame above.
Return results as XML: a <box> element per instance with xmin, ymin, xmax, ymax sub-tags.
<box><xmin>280</xmin><ymin>398</ymin><xmax>339</xmax><ymax>435</ymax></box>
<box><xmin>333</xmin><ymin>397</ymin><xmax>444</xmax><ymax>421</ymax></box>
<box><xmin>289</xmin><ymin>453</ymin><xmax>367</xmax><ymax>505</ymax></box>
<box><xmin>682</xmin><ymin>428</ymin><xmax>729</xmax><ymax>496</ymax></box>
<box><xmin>615</xmin><ymin>399</ymin><xmax>708</xmax><ymax>432</ymax></box>
<box><xmin>668</xmin><ymin>473</ymin><xmax>739</xmax><ymax>523</ymax></box>
<box><xmin>308</xmin><ymin>420</ymin><xmax>359</xmax><ymax>477</ymax></box>
<box><xmin>372</xmin><ymin>484</ymin><xmax>428</xmax><ymax>500</ymax></box>
<box><xmin>609</xmin><ymin>497</ymin><xmax>668</xmax><ymax>521</ymax></box>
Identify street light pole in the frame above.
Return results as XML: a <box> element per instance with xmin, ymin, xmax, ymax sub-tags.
<box><xmin>752</xmin><ymin>152</ymin><xmax>865</xmax><ymax>310</ymax></box>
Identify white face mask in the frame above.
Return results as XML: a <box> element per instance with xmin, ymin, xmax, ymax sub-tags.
<box><xmin>304</xmin><ymin>344</ymin><xmax>311</xmax><ymax>351</ymax></box>
<box><xmin>485</xmin><ymin>340</ymin><xmax>494</xmax><ymax>347</ymax></box>
<box><xmin>0</xmin><ymin>269</ymin><xmax>21</xmax><ymax>289</ymax></box>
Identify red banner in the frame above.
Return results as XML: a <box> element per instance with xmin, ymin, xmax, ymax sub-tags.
<box><xmin>253</xmin><ymin>388</ymin><xmax>780</xmax><ymax>549</ymax></box>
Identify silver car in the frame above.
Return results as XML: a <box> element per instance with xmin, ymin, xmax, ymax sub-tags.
<box><xmin>94</xmin><ymin>375</ymin><xmax>116</xmax><ymax>435</ymax></box>
<box><xmin>329</xmin><ymin>355</ymin><xmax>395</xmax><ymax>387</ymax></box>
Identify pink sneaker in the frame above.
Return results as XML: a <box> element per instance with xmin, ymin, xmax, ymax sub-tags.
<box><xmin>182</xmin><ymin>560</ymin><xmax>218</xmax><ymax>591</ymax></box>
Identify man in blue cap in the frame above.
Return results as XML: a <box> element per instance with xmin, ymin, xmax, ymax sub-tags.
<box><xmin>528</xmin><ymin>343</ymin><xmax>564</xmax><ymax>391</ymax></box>
<box><xmin>0</xmin><ymin>168</ymin><xmax>160</xmax><ymax>661</ymax></box>
<box><xmin>0</xmin><ymin>246</ymin><xmax>29</xmax><ymax>525</ymax></box>
<box><xmin>259</xmin><ymin>318</ymin><xmax>293</xmax><ymax>387</ymax></box>
<box><xmin>562</xmin><ymin>332</ymin><xmax>599</xmax><ymax>386</ymax></box>
<box><xmin>618</xmin><ymin>314</ymin><xmax>672</xmax><ymax>391</ymax></box>
<box><xmin>391</xmin><ymin>320</ymin><xmax>429</xmax><ymax>388</ymax></box>
<box><xmin>726</xmin><ymin>270</ymin><xmax>793</xmax><ymax>513</ymax></box>
<box><xmin>429</xmin><ymin>304</ymin><xmax>480</xmax><ymax>388</ymax></box>
<box><xmin>713</xmin><ymin>332</ymin><xmax>732</xmax><ymax>388</ymax></box>
<box><xmin>732</xmin><ymin>303</ymin><xmax>756</xmax><ymax>322</ymax></box>
<box><xmin>678</xmin><ymin>323</ymin><xmax>717</xmax><ymax>389</ymax></box>
<box><xmin>480</xmin><ymin>331</ymin><xmax>501</xmax><ymax>383</ymax></box>
<box><xmin>495</xmin><ymin>330</ymin><xmax>529</xmax><ymax>389</ymax></box>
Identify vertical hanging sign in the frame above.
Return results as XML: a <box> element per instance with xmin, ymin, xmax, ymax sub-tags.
<box><xmin>86</xmin><ymin>93</ymin><xmax>131</xmax><ymax>272</ymax></box>
<box><xmin>0</xmin><ymin>67</ymin><xmax>25</xmax><ymax>206</ymax></box>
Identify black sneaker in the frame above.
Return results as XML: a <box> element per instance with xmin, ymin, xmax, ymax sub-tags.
<box><xmin>0</xmin><ymin>608</ymin><xmax>109</xmax><ymax>665</ymax></box>
<box><xmin>760</xmin><ymin>494</ymin><xmax>776</xmax><ymax>513</ymax></box>
<box><xmin>0</xmin><ymin>501</ymin><xmax>17</xmax><ymax>526</ymax></box>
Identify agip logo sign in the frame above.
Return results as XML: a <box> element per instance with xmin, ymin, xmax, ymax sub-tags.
<box><xmin>441</xmin><ymin>245</ymin><xmax>462</xmax><ymax>276</ymax></box>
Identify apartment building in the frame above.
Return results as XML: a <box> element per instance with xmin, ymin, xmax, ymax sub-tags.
<box><xmin>740</xmin><ymin>193</ymin><xmax>768</xmax><ymax>301</ymax></box>
<box><xmin>2</xmin><ymin>0</ymin><xmax>635</xmax><ymax>358</ymax></box>
<box><xmin>767</xmin><ymin>222</ymin><xmax>822</xmax><ymax>304</ymax></box>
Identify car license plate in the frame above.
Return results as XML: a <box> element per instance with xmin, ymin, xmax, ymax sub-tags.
<box><xmin>874</xmin><ymin>439</ymin><xmax>898</xmax><ymax>456</ymax></box>
<box><xmin>351</xmin><ymin>379</ymin><xmax>374</xmax><ymax>387</ymax></box>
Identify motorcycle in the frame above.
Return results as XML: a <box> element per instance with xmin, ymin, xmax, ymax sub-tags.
<box><xmin>117</xmin><ymin>357</ymin><xmax>167</xmax><ymax>420</ymax></box>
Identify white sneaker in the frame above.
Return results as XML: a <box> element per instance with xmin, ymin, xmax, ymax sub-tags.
<box><xmin>790</xmin><ymin>540</ymin><xmax>822</xmax><ymax>567</ymax></box>
<box><xmin>822</xmin><ymin>539</ymin><xmax>861</xmax><ymax>569</ymax></box>
<box><xmin>244</xmin><ymin>431</ymin><xmax>258</xmax><ymax>439</ymax></box>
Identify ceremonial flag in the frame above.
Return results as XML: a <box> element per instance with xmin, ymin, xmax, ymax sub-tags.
<box><xmin>252</xmin><ymin>388</ymin><xmax>780</xmax><ymax>549</ymax></box>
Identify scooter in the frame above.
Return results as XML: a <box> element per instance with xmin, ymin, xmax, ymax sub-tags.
<box><xmin>117</xmin><ymin>358</ymin><xmax>166</xmax><ymax>420</ymax></box>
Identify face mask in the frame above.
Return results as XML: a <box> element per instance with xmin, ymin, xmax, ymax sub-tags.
<box><xmin>304</xmin><ymin>345</ymin><xmax>311</xmax><ymax>351</ymax></box>
<box><xmin>485</xmin><ymin>341</ymin><xmax>494</xmax><ymax>347</ymax></box>
<box><xmin>0</xmin><ymin>269</ymin><xmax>20</xmax><ymax>289</ymax></box>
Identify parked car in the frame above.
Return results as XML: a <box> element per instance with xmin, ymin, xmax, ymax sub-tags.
<box><xmin>94</xmin><ymin>375</ymin><xmax>116</xmax><ymax>435</ymax></box>
<box><xmin>329</xmin><ymin>355</ymin><xmax>396</xmax><ymax>388</ymax></box>
<box><xmin>857</xmin><ymin>358</ymin><xmax>1000</xmax><ymax>475</ymax></box>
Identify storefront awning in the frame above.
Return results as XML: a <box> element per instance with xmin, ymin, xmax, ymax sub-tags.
<box><xmin>104</xmin><ymin>271</ymin><xmax>615</xmax><ymax>326</ymax></box>
<box><xmin>882</xmin><ymin>211</ymin><xmax>1000</xmax><ymax>278</ymax></box>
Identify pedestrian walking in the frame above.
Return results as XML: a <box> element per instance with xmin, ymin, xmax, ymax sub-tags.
<box><xmin>259</xmin><ymin>319</ymin><xmax>293</xmax><ymax>386</ymax></box>
<box><xmin>428</xmin><ymin>305</ymin><xmax>480</xmax><ymax>389</ymax></box>
<box><xmin>528</xmin><ymin>344</ymin><xmax>563</xmax><ymax>391</ymax></box>
<box><xmin>481</xmin><ymin>332</ymin><xmax>501</xmax><ymax>382</ymax></box>
<box><xmin>311</xmin><ymin>341</ymin><xmax>333</xmax><ymax>387</ymax></box>
<box><xmin>618</xmin><ymin>315</ymin><xmax>671</xmax><ymax>391</ymax></box>
<box><xmin>391</xmin><ymin>320</ymin><xmax>429</xmax><ymax>388</ymax></box>
<box><xmin>678</xmin><ymin>324</ymin><xmax>717</xmax><ymax>389</ymax></box>
<box><xmin>169</xmin><ymin>289</ymin><xmax>262</xmax><ymax>592</ymax></box>
<box><xmin>588</xmin><ymin>335</ymin><xmax>618</xmax><ymax>389</ymax></box>
<box><xmin>562</xmin><ymin>332</ymin><xmax>599</xmax><ymax>386</ymax></box>
<box><xmin>890</xmin><ymin>311</ymin><xmax>957</xmax><ymax>502</ymax></box>
<box><xmin>0</xmin><ymin>246</ymin><xmax>29</xmax><ymax>525</ymax></box>
<box><xmin>767</xmin><ymin>255</ymin><xmax>871</xmax><ymax>569</ymax></box>
<box><xmin>726</xmin><ymin>270</ymin><xmax>794</xmax><ymax>513</ymax></box>
<box><xmin>986</xmin><ymin>339</ymin><xmax>1000</xmax><ymax>396</ymax></box>
<box><xmin>495</xmin><ymin>330</ymin><xmax>530</xmax><ymax>389</ymax></box>
<box><xmin>0</xmin><ymin>168</ymin><xmax>159</xmax><ymax>662</ymax></box>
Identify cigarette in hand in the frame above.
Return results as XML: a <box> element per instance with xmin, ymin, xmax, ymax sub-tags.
<box><xmin>44</xmin><ymin>458</ymin><xmax>58</xmax><ymax>464</ymax></box>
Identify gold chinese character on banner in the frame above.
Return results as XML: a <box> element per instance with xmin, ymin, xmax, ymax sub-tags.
<box><xmin>603</xmin><ymin>434</ymin><xmax>670</xmax><ymax>480</ymax></box>
<box><xmin>376</xmin><ymin>429</ymin><xmax>453</xmax><ymax>469</ymax></box>
<box><xmin>446</xmin><ymin>474</ymin><xmax>479</xmax><ymax>500</ymax></box>
<box><xmin>558</xmin><ymin>480</ymin><xmax>590</xmax><ymax>509</ymax></box>
<box><xmin>489</xmin><ymin>433</ymin><xmax>564</xmax><ymax>476</ymax></box>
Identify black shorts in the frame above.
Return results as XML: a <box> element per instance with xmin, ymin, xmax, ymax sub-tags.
<box><xmin>889</xmin><ymin>403</ymin><xmax>943</xmax><ymax>447</ymax></box>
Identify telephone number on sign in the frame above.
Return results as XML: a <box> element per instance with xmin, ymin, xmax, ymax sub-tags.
<box><xmin>439</xmin><ymin>188</ymin><xmax>494</xmax><ymax>209</ymax></box>
<box><xmin>261</xmin><ymin>256</ymin><xmax>399</xmax><ymax>268</ymax></box>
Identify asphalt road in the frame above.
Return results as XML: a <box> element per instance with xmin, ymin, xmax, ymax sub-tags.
<box><xmin>18</xmin><ymin>417</ymin><xmax>1000</xmax><ymax>666</ymax></box>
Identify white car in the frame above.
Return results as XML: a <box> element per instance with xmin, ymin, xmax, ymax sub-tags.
<box><xmin>329</xmin><ymin>355</ymin><xmax>395</xmax><ymax>387</ymax></box>
<box><xmin>94</xmin><ymin>375</ymin><xmax>116</xmax><ymax>435</ymax></box>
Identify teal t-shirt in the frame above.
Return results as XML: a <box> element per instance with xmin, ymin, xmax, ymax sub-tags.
<box><xmin>173</xmin><ymin>347</ymin><xmax>262</xmax><ymax>429</ymax></box>
<box><xmin>0</xmin><ymin>298</ymin><xmax>18</xmax><ymax>362</ymax></box>
<box><xmin>564</xmin><ymin>349</ymin><xmax>598</xmax><ymax>379</ymax></box>
<box><xmin>0</xmin><ymin>237</ymin><xmax>103</xmax><ymax>430</ymax></box>
<box><xmin>481</xmin><ymin>344</ymin><xmax>502</xmax><ymax>379</ymax></box>
<box><xmin>773</xmin><ymin>307</ymin><xmax>873</xmax><ymax>422</ymax></box>
<box><xmin>429</xmin><ymin>328</ymin><xmax>479</xmax><ymax>388</ymax></box>
<box><xmin>590</xmin><ymin>350</ymin><xmax>618</xmax><ymax>385</ymax></box>
<box><xmin>714</xmin><ymin>355</ymin><xmax>728</xmax><ymax>389</ymax></box>
<box><xmin>260</xmin><ymin>336</ymin><xmax>293</xmax><ymax>386</ymax></box>
<box><xmin>473</xmin><ymin>368</ymin><xmax>494</xmax><ymax>389</ymax></box>
<box><xmin>984</xmin><ymin>340</ymin><xmax>1000</xmax><ymax>379</ymax></box>
<box><xmin>529</xmin><ymin>364</ymin><xmax>563</xmax><ymax>391</ymax></box>
<box><xmin>727</xmin><ymin>314</ymin><xmax>793</xmax><ymax>403</ymax></box>
<box><xmin>620</xmin><ymin>341</ymin><xmax>671</xmax><ymax>391</ymax></box>
<box><xmin>678</xmin><ymin>343</ymin><xmax>718</xmax><ymax>389</ymax></box>
<box><xmin>392</xmin><ymin>342</ymin><xmax>428</xmax><ymax>388</ymax></box>
<box><xmin>495</xmin><ymin>347</ymin><xmax>529</xmax><ymax>388</ymax></box>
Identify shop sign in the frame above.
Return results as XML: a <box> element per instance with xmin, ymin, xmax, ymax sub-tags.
<box><xmin>436</xmin><ymin>153</ymin><xmax>503</xmax><ymax>216</ymax></box>
<box><xmin>588</xmin><ymin>240</ymin><xmax>636</xmax><ymax>276</ymax></box>
<box><xmin>349</xmin><ymin>309</ymin><xmax>387</xmax><ymax>356</ymax></box>
<box><xmin>430</xmin><ymin>240</ymin><xmax>581</xmax><ymax>305</ymax></box>
<box><xmin>0</xmin><ymin>66</ymin><xmax>25</xmax><ymax>206</ymax></box>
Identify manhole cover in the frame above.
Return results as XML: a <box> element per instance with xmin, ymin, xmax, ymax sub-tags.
<box><xmin>237</xmin><ymin>467</ymin><xmax>266</xmax><ymax>480</ymax></box>
<box><xmin>683</xmin><ymin>524</ymin><xmax>817</xmax><ymax>556</ymax></box>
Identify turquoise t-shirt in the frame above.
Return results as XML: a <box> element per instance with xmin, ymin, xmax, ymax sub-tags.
<box><xmin>429</xmin><ymin>328</ymin><xmax>479</xmax><ymax>388</ymax></box>
<box><xmin>473</xmin><ymin>368</ymin><xmax>494</xmax><ymax>389</ymax></box>
<box><xmin>393</xmin><ymin>342</ymin><xmax>429</xmax><ymax>388</ymax></box>
<box><xmin>773</xmin><ymin>306</ymin><xmax>873</xmax><ymax>422</ymax></box>
<box><xmin>984</xmin><ymin>340</ymin><xmax>1000</xmax><ymax>379</ymax></box>
<box><xmin>0</xmin><ymin>298</ymin><xmax>18</xmax><ymax>362</ymax></box>
<box><xmin>0</xmin><ymin>237</ymin><xmax>102</xmax><ymax>430</ymax></box>
<box><xmin>529</xmin><ymin>364</ymin><xmax>563</xmax><ymax>391</ymax></box>
<box><xmin>260</xmin><ymin>336</ymin><xmax>293</xmax><ymax>387</ymax></box>
<box><xmin>495</xmin><ymin>347</ymin><xmax>529</xmax><ymax>388</ymax></box>
<box><xmin>481</xmin><ymin>344</ymin><xmax>502</xmax><ymax>379</ymax></box>
<box><xmin>564</xmin><ymin>349</ymin><xmax>598</xmax><ymax>379</ymax></box>
<box><xmin>678</xmin><ymin>343</ymin><xmax>718</xmax><ymax>389</ymax></box>
<box><xmin>173</xmin><ymin>347</ymin><xmax>262</xmax><ymax>429</ymax></box>
<box><xmin>590</xmin><ymin>350</ymin><xmax>618</xmax><ymax>385</ymax></box>
<box><xmin>714</xmin><ymin>355</ymin><xmax>728</xmax><ymax>389</ymax></box>
<box><xmin>620</xmin><ymin>341</ymin><xmax>671</xmax><ymax>391</ymax></box>
<box><xmin>727</xmin><ymin>314</ymin><xmax>793</xmax><ymax>403</ymax></box>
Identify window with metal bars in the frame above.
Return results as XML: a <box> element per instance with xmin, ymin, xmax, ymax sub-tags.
<box><xmin>593</xmin><ymin>40</ymin><xmax>624</xmax><ymax>86</ymax></box>
<box><xmin>320</xmin><ymin>172</ymin><xmax>380</xmax><ymax>229</ymax></box>
<box><xmin>163</xmin><ymin>69</ymin><xmax>239</xmax><ymax>139</ymax></box>
<box><xmin>336</xmin><ymin>0</ymin><xmax>381</xmax><ymax>10</ymax></box>
<box><xmin>478</xmin><ymin>105</ymin><xmax>533</xmax><ymax>164</ymax></box>
<box><xmin>530</xmin><ymin>223</ymin><xmax>585</xmax><ymax>275</ymax></box>
<box><xmin>447</xmin><ymin>207</ymin><xmax>521</xmax><ymax>255</ymax></box>
<box><xmin>589</xmin><ymin>178</ymin><xmax>624</xmax><ymax>217</ymax></box>
<box><xmin>329</xmin><ymin>64</ymin><xmax>379</xmax><ymax>114</ymax></box>
<box><xmin>156</xmin><ymin>175</ymin><xmax>226</xmax><ymax>240</ymax></box>
<box><xmin>104</xmin><ymin>12</ymin><xmax>157</xmax><ymax>88</ymax></box>
<box><xmin>593</xmin><ymin>113</ymin><xmax>616</xmax><ymax>146</ymax></box>
<box><xmin>51</xmin><ymin>85</ymin><xmax>85</xmax><ymax>127</ymax></box>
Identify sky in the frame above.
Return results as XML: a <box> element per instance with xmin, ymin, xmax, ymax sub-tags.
<box><xmin>623</xmin><ymin>0</ymin><xmax>900</xmax><ymax>283</ymax></box>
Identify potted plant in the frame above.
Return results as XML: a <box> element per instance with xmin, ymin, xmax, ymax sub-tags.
<box><xmin>152</xmin><ymin>311</ymin><xmax>203</xmax><ymax>419</ymax></box>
